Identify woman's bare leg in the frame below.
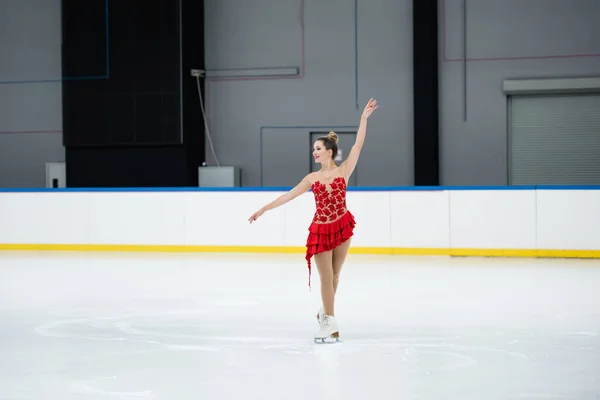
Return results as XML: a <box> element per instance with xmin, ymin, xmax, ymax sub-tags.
<box><xmin>332</xmin><ymin>238</ymin><xmax>352</xmax><ymax>294</ymax></box>
<box><xmin>314</xmin><ymin>250</ymin><xmax>335</xmax><ymax>316</ymax></box>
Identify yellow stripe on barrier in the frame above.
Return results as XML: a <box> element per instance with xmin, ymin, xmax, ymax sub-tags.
<box><xmin>0</xmin><ymin>244</ymin><xmax>598</xmax><ymax>258</ymax></box>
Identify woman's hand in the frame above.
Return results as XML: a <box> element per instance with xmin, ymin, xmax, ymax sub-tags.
<box><xmin>361</xmin><ymin>98</ymin><xmax>378</xmax><ymax>119</ymax></box>
<box><xmin>248</xmin><ymin>207</ymin><xmax>265</xmax><ymax>224</ymax></box>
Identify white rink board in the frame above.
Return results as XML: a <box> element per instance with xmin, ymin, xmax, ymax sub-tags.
<box><xmin>448</xmin><ymin>190</ymin><xmax>537</xmax><ymax>250</ymax></box>
<box><xmin>0</xmin><ymin>187</ymin><xmax>599</xmax><ymax>254</ymax></box>
<box><xmin>536</xmin><ymin>189</ymin><xmax>600</xmax><ymax>251</ymax></box>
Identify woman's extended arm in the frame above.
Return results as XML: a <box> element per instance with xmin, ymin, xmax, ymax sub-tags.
<box><xmin>341</xmin><ymin>98</ymin><xmax>378</xmax><ymax>179</ymax></box>
<box><xmin>248</xmin><ymin>174</ymin><xmax>312</xmax><ymax>223</ymax></box>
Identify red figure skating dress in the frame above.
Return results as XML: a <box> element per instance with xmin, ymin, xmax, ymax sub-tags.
<box><xmin>305</xmin><ymin>176</ymin><xmax>356</xmax><ymax>287</ymax></box>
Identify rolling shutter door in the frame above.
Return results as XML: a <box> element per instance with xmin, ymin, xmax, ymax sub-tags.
<box><xmin>509</xmin><ymin>93</ymin><xmax>600</xmax><ymax>185</ymax></box>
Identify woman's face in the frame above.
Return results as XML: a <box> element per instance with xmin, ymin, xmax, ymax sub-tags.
<box><xmin>312</xmin><ymin>140</ymin><xmax>330</xmax><ymax>163</ymax></box>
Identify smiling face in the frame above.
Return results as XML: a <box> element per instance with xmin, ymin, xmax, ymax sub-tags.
<box><xmin>312</xmin><ymin>140</ymin><xmax>332</xmax><ymax>164</ymax></box>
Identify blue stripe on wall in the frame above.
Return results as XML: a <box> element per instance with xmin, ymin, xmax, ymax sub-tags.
<box><xmin>1</xmin><ymin>185</ymin><xmax>599</xmax><ymax>193</ymax></box>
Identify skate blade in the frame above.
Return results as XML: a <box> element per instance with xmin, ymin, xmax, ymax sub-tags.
<box><xmin>314</xmin><ymin>337</ymin><xmax>341</xmax><ymax>344</ymax></box>
<box><xmin>313</xmin><ymin>332</ymin><xmax>340</xmax><ymax>344</ymax></box>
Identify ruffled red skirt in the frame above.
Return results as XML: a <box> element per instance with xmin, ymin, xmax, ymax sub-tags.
<box><xmin>305</xmin><ymin>210</ymin><xmax>356</xmax><ymax>288</ymax></box>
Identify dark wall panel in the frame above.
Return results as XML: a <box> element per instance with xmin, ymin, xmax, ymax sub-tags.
<box><xmin>62</xmin><ymin>0</ymin><xmax>181</xmax><ymax>147</ymax></box>
<box><xmin>62</xmin><ymin>0</ymin><xmax>205</xmax><ymax>187</ymax></box>
<box><xmin>181</xmin><ymin>0</ymin><xmax>206</xmax><ymax>186</ymax></box>
<box><xmin>65</xmin><ymin>146</ymin><xmax>188</xmax><ymax>187</ymax></box>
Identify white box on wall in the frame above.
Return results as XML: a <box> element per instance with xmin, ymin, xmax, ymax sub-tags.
<box><xmin>198</xmin><ymin>166</ymin><xmax>241</xmax><ymax>187</ymax></box>
<box><xmin>45</xmin><ymin>162</ymin><xmax>66</xmax><ymax>188</ymax></box>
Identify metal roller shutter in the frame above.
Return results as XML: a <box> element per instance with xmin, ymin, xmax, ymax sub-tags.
<box><xmin>509</xmin><ymin>93</ymin><xmax>600</xmax><ymax>185</ymax></box>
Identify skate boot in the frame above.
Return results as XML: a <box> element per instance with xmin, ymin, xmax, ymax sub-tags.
<box><xmin>314</xmin><ymin>314</ymin><xmax>340</xmax><ymax>343</ymax></box>
<box><xmin>316</xmin><ymin>306</ymin><xmax>324</xmax><ymax>324</ymax></box>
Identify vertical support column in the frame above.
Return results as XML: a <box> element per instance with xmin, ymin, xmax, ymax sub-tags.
<box><xmin>413</xmin><ymin>0</ymin><xmax>440</xmax><ymax>186</ymax></box>
<box><xmin>181</xmin><ymin>0</ymin><xmax>206</xmax><ymax>186</ymax></box>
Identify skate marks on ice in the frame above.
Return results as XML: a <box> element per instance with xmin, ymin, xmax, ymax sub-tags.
<box><xmin>29</xmin><ymin>305</ymin><xmax>309</xmax><ymax>398</ymax></box>
<box><xmin>264</xmin><ymin>334</ymin><xmax>480</xmax><ymax>373</ymax></box>
<box><xmin>32</xmin><ymin>303</ymin><xmax>304</xmax><ymax>352</ymax></box>
<box><xmin>68</xmin><ymin>376</ymin><xmax>155</xmax><ymax>399</ymax></box>
<box><xmin>262</xmin><ymin>328</ymin><xmax>599</xmax><ymax>370</ymax></box>
<box><xmin>34</xmin><ymin>310</ymin><xmax>223</xmax><ymax>352</ymax></box>
<box><xmin>263</xmin><ymin>329</ymin><xmax>600</xmax><ymax>399</ymax></box>
<box><xmin>22</xmin><ymin>301</ymin><xmax>600</xmax><ymax>400</ymax></box>
<box><xmin>14</xmin><ymin>321</ymin><xmax>600</xmax><ymax>399</ymax></box>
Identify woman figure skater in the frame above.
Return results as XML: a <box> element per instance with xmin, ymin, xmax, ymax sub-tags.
<box><xmin>249</xmin><ymin>98</ymin><xmax>378</xmax><ymax>342</ymax></box>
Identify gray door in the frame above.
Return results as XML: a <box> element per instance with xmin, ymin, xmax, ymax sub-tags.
<box><xmin>310</xmin><ymin>131</ymin><xmax>357</xmax><ymax>187</ymax></box>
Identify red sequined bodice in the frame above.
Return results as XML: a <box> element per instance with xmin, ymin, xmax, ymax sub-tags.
<box><xmin>311</xmin><ymin>176</ymin><xmax>349</xmax><ymax>224</ymax></box>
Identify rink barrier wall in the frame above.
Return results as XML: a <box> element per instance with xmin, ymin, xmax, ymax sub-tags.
<box><xmin>0</xmin><ymin>185</ymin><xmax>599</xmax><ymax>258</ymax></box>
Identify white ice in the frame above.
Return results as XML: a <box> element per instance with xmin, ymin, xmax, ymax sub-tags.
<box><xmin>0</xmin><ymin>251</ymin><xmax>599</xmax><ymax>400</ymax></box>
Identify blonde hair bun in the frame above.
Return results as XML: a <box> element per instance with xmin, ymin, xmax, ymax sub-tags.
<box><xmin>327</xmin><ymin>131</ymin><xmax>339</xmax><ymax>144</ymax></box>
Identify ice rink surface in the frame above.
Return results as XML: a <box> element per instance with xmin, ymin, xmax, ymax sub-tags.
<box><xmin>0</xmin><ymin>251</ymin><xmax>599</xmax><ymax>400</ymax></box>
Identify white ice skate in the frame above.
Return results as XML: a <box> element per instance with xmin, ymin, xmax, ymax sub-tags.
<box><xmin>316</xmin><ymin>306</ymin><xmax>324</xmax><ymax>324</ymax></box>
<box><xmin>314</xmin><ymin>314</ymin><xmax>340</xmax><ymax>343</ymax></box>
